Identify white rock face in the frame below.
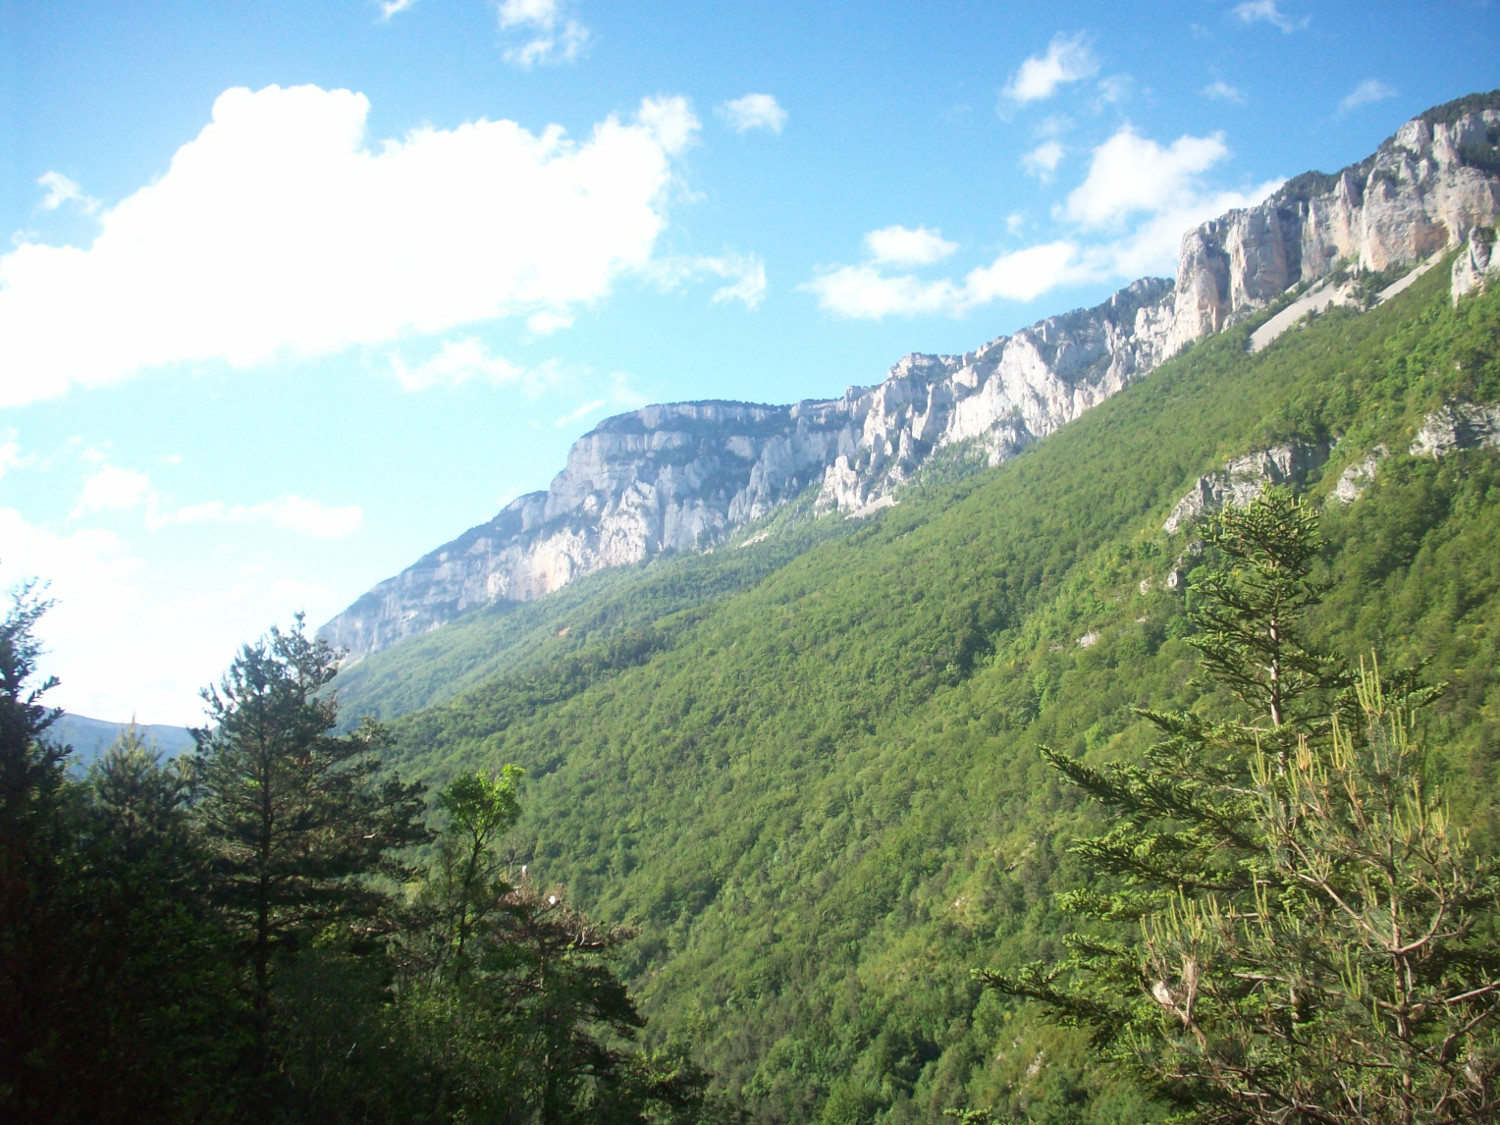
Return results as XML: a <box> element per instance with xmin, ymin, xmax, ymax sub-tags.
<box><xmin>1163</xmin><ymin>442</ymin><xmax>1333</xmax><ymax>533</ymax></box>
<box><xmin>1452</xmin><ymin>229</ymin><xmax>1500</xmax><ymax>304</ymax></box>
<box><xmin>1169</xmin><ymin>109</ymin><xmax>1500</xmax><ymax>351</ymax></box>
<box><xmin>321</xmin><ymin>99</ymin><xmax>1500</xmax><ymax>663</ymax></box>
<box><xmin>322</xmin><ymin>278</ymin><xmax>1177</xmax><ymax>661</ymax></box>
<box><xmin>1409</xmin><ymin>402</ymin><xmax>1500</xmax><ymax>458</ymax></box>
<box><xmin>1330</xmin><ymin>446</ymin><xmax>1389</xmax><ymax>504</ymax></box>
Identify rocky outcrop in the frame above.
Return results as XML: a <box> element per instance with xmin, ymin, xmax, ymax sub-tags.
<box><xmin>1169</xmin><ymin>103</ymin><xmax>1500</xmax><ymax>350</ymax></box>
<box><xmin>1326</xmin><ymin>401</ymin><xmax>1500</xmax><ymax>508</ymax></box>
<box><xmin>1452</xmin><ymin>228</ymin><xmax>1500</xmax><ymax>304</ymax></box>
<box><xmin>1330</xmin><ymin>446</ymin><xmax>1389</xmax><ymax>504</ymax></box>
<box><xmin>1163</xmin><ymin>442</ymin><xmax>1333</xmax><ymax>533</ymax></box>
<box><xmin>322</xmin><ymin>94</ymin><xmax>1500</xmax><ymax>662</ymax></box>
<box><xmin>322</xmin><ymin>278</ymin><xmax>1178</xmax><ymax>661</ymax></box>
<box><xmin>1409</xmin><ymin>402</ymin><xmax>1500</xmax><ymax>458</ymax></box>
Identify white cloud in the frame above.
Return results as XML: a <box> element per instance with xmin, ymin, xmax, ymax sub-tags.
<box><xmin>803</xmin><ymin>265</ymin><xmax>960</xmax><ymax>320</ymax></box>
<box><xmin>0</xmin><ymin>436</ymin><xmax>25</xmax><ymax>481</ymax></box>
<box><xmin>0</xmin><ymin>85</ymin><xmax>699</xmax><ymax>408</ymax></box>
<box><xmin>805</xmin><ymin>241</ymin><xmax>1088</xmax><ymax>319</ymax></box>
<box><xmin>864</xmin><ymin>225</ymin><xmax>957</xmax><ymax>266</ymax></box>
<box><xmin>1064</xmin><ymin>125</ymin><xmax>1229</xmax><ymax>228</ymax></box>
<box><xmin>37</xmin><ymin>172</ymin><xmax>99</xmax><ymax>215</ymax></box>
<box><xmin>526</xmin><ymin>310</ymin><xmax>575</xmax><ymax>335</ymax></box>
<box><xmin>498</xmin><ymin>0</ymin><xmax>589</xmax><ymax>68</ymax></box>
<box><xmin>1338</xmin><ymin>79</ymin><xmax>1396</xmax><ymax>117</ymax></box>
<box><xmin>1021</xmin><ymin>140</ymin><xmax>1065</xmax><ymax>181</ymax></box>
<box><xmin>75</xmin><ymin>464</ymin><xmax>152</xmax><ymax>515</ymax></box>
<box><xmin>636</xmin><ymin>94</ymin><xmax>700</xmax><ymax>157</ymax></box>
<box><xmin>806</xmin><ymin>124</ymin><xmax>1281</xmax><ymax>320</ymax></box>
<box><xmin>962</xmin><ymin>242</ymin><xmax>1089</xmax><ymax>304</ymax></box>
<box><xmin>1005</xmin><ymin>33</ymin><xmax>1098</xmax><ymax>104</ymax></box>
<box><xmin>1231</xmin><ymin>0</ymin><xmax>1306</xmax><ymax>32</ymax></box>
<box><xmin>387</xmin><ymin>337</ymin><xmax>531</xmax><ymax>392</ymax></box>
<box><xmin>1203</xmin><ymin>80</ymin><xmax>1245</xmax><ymax>104</ymax></box>
<box><xmin>648</xmin><ymin>253</ymin><xmax>768</xmax><ymax>310</ymax></box>
<box><xmin>153</xmin><ymin>494</ymin><xmax>362</xmax><ymax>538</ymax></box>
<box><xmin>379</xmin><ymin>0</ymin><xmax>418</xmax><ymax>18</ymax></box>
<box><xmin>718</xmin><ymin>94</ymin><xmax>787</xmax><ymax>135</ymax></box>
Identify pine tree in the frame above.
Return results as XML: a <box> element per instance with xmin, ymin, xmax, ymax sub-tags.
<box><xmin>981</xmin><ymin>489</ymin><xmax>1500</xmax><ymax>1124</ymax></box>
<box><xmin>193</xmin><ymin>615</ymin><xmax>429</xmax><ymax>1075</ymax></box>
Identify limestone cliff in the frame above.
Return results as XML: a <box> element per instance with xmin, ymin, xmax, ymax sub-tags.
<box><xmin>321</xmin><ymin>94</ymin><xmax>1500</xmax><ymax>663</ymax></box>
<box><xmin>1168</xmin><ymin>99</ymin><xmax>1500</xmax><ymax>349</ymax></box>
<box><xmin>321</xmin><ymin>277</ymin><xmax>1176</xmax><ymax>661</ymax></box>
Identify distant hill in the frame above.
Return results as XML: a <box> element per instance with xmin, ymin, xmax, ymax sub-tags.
<box><xmin>51</xmin><ymin>714</ymin><xmax>196</xmax><ymax>768</ymax></box>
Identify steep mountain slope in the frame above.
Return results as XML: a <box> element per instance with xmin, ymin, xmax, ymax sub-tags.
<box><xmin>379</xmin><ymin>264</ymin><xmax>1500</xmax><ymax>1123</ymax></box>
<box><xmin>321</xmin><ymin>92</ymin><xmax>1500</xmax><ymax>664</ymax></box>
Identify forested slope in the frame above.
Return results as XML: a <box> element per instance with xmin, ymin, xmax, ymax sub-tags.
<box><xmin>375</xmin><ymin>260</ymin><xmax>1500</xmax><ymax>1123</ymax></box>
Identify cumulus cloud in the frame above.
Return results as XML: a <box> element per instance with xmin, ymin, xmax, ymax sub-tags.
<box><xmin>1203</xmin><ymin>80</ymin><xmax>1246</xmax><ymax>104</ymax></box>
<box><xmin>1005</xmin><ymin>33</ymin><xmax>1098</xmax><ymax>104</ymax></box>
<box><xmin>498</xmin><ymin>0</ymin><xmax>589</xmax><ymax>67</ymax></box>
<box><xmin>37</xmin><ymin>172</ymin><xmax>99</xmax><ymax>214</ymax></box>
<box><xmin>74</xmin><ymin>464</ymin><xmax>152</xmax><ymax>515</ymax></box>
<box><xmin>864</xmin><ymin>225</ymin><xmax>957</xmax><ymax>266</ymax></box>
<box><xmin>0</xmin><ymin>85</ymin><xmax>703</xmax><ymax>408</ymax></box>
<box><xmin>1338</xmin><ymin>79</ymin><xmax>1396</xmax><ymax>117</ymax></box>
<box><xmin>1021</xmin><ymin>140</ymin><xmax>1065</xmax><ymax>181</ymax></box>
<box><xmin>806</xmin><ymin>124</ymin><xmax>1280</xmax><ymax>320</ymax></box>
<box><xmin>718</xmin><ymin>93</ymin><xmax>787</xmax><ymax>135</ymax></box>
<box><xmin>1064</xmin><ymin>126</ymin><xmax>1230</xmax><ymax>228</ymax></box>
<box><xmin>152</xmin><ymin>495</ymin><xmax>362</xmax><ymax>538</ymax></box>
<box><xmin>1231</xmin><ymin>0</ymin><xmax>1306</xmax><ymax>32</ymax></box>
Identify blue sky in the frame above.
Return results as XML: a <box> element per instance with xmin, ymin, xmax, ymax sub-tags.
<box><xmin>1</xmin><ymin>0</ymin><xmax>1495</xmax><ymax>724</ymax></box>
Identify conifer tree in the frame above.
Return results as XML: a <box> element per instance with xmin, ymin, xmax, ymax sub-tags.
<box><xmin>193</xmin><ymin>616</ymin><xmax>429</xmax><ymax>1074</ymax></box>
<box><xmin>982</xmin><ymin>489</ymin><xmax>1500</xmax><ymax>1124</ymax></box>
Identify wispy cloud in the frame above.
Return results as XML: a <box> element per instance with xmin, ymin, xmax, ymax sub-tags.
<box><xmin>387</xmin><ymin>337</ymin><xmax>560</xmax><ymax>394</ymax></box>
<box><xmin>377</xmin><ymin>0</ymin><xmax>419</xmax><ymax>20</ymax></box>
<box><xmin>0</xmin><ymin>86</ymin><xmax>702</xmax><ymax>409</ymax></box>
<box><xmin>1203</xmin><ymin>80</ymin><xmax>1246</xmax><ymax>104</ymax></box>
<box><xmin>648</xmin><ymin>253</ymin><xmax>768</xmax><ymax>310</ymax></box>
<box><xmin>498</xmin><ymin>0</ymin><xmax>589</xmax><ymax>68</ymax></box>
<box><xmin>1231</xmin><ymin>0</ymin><xmax>1307</xmax><ymax>33</ymax></box>
<box><xmin>1004</xmin><ymin>33</ymin><xmax>1099</xmax><ymax>105</ymax></box>
<box><xmin>555</xmin><ymin>398</ymin><xmax>606</xmax><ymax>427</ymax></box>
<box><xmin>153</xmin><ymin>495</ymin><xmax>362</xmax><ymax>538</ymax></box>
<box><xmin>37</xmin><ymin>171</ymin><xmax>99</xmax><ymax>215</ymax></box>
<box><xmin>1021</xmin><ymin>140</ymin><xmax>1065</xmax><ymax>181</ymax></box>
<box><xmin>1337</xmin><ymin>79</ymin><xmax>1396</xmax><ymax>117</ymax></box>
<box><xmin>718</xmin><ymin>93</ymin><xmax>787</xmax><ymax>135</ymax></box>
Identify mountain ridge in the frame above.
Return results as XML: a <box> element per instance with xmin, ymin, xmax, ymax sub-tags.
<box><xmin>320</xmin><ymin>93</ymin><xmax>1500</xmax><ymax>663</ymax></box>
